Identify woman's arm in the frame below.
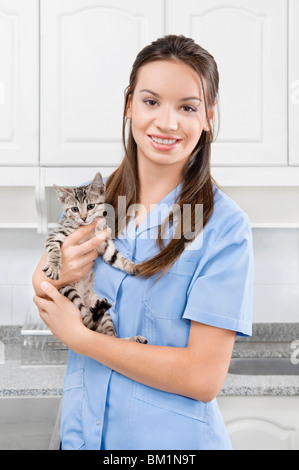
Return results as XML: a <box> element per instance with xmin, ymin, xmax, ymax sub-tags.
<box><xmin>32</xmin><ymin>220</ymin><xmax>110</xmax><ymax>298</ymax></box>
<box><xmin>81</xmin><ymin>320</ymin><xmax>235</xmax><ymax>403</ymax></box>
<box><xmin>33</xmin><ymin>282</ymin><xmax>235</xmax><ymax>403</ymax></box>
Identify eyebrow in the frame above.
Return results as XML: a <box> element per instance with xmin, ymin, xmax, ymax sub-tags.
<box><xmin>139</xmin><ymin>89</ymin><xmax>202</xmax><ymax>102</ymax></box>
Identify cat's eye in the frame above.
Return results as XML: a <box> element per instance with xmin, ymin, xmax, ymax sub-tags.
<box><xmin>87</xmin><ymin>204</ymin><xmax>95</xmax><ymax>210</ymax></box>
<box><xmin>71</xmin><ymin>207</ymin><xmax>79</xmax><ymax>213</ymax></box>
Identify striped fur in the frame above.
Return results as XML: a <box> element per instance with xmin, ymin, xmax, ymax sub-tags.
<box><xmin>42</xmin><ymin>172</ymin><xmax>147</xmax><ymax>343</ymax></box>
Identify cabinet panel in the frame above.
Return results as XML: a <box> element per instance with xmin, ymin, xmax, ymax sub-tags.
<box><xmin>167</xmin><ymin>0</ymin><xmax>288</xmax><ymax>166</ymax></box>
<box><xmin>289</xmin><ymin>0</ymin><xmax>299</xmax><ymax>165</ymax></box>
<box><xmin>40</xmin><ymin>0</ymin><xmax>164</xmax><ymax>166</ymax></box>
<box><xmin>218</xmin><ymin>396</ymin><xmax>299</xmax><ymax>450</ymax></box>
<box><xmin>0</xmin><ymin>0</ymin><xmax>38</xmax><ymax>165</ymax></box>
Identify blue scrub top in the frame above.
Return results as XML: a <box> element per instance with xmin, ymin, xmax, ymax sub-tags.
<box><xmin>60</xmin><ymin>184</ymin><xmax>254</xmax><ymax>450</ymax></box>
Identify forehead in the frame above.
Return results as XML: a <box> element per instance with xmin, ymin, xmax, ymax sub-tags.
<box><xmin>134</xmin><ymin>60</ymin><xmax>203</xmax><ymax>99</ymax></box>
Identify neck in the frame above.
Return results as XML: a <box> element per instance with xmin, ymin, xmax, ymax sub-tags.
<box><xmin>134</xmin><ymin>159</ymin><xmax>182</xmax><ymax>227</ymax></box>
<box><xmin>137</xmin><ymin>160</ymin><xmax>182</xmax><ymax>206</ymax></box>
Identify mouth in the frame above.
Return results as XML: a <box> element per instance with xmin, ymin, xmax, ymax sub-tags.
<box><xmin>148</xmin><ymin>135</ymin><xmax>182</xmax><ymax>151</ymax></box>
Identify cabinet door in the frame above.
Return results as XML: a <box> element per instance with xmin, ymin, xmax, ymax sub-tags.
<box><xmin>167</xmin><ymin>0</ymin><xmax>288</xmax><ymax>166</ymax></box>
<box><xmin>0</xmin><ymin>0</ymin><xmax>38</xmax><ymax>165</ymax></box>
<box><xmin>289</xmin><ymin>0</ymin><xmax>299</xmax><ymax>165</ymax></box>
<box><xmin>218</xmin><ymin>397</ymin><xmax>299</xmax><ymax>450</ymax></box>
<box><xmin>40</xmin><ymin>0</ymin><xmax>164</xmax><ymax>166</ymax></box>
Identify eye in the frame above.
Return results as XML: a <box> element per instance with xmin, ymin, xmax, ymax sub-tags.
<box><xmin>182</xmin><ymin>105</ymin><xmax>197</xmax><ymax>113</ymax></box>
<box><xmin>144</xmin><ymin>99</ymin><xmax>159</xmax><ymax>107</ymax></box>
<box><xmin>71</xmin><ymin>207</ymin><xmax>79</xmax><ymax>213</ymax></box>
<box><xmin>87</xmin><ymin>204</ymin><xmax>95</xmax><ymax>210</ymax></box>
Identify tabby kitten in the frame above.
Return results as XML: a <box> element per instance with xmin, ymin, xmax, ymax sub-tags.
<box><xmin>42</xmin><ymin>172</ymin><xmax>147</xmax><ymax>343</ymax></box>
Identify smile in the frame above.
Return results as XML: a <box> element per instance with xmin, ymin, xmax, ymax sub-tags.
<box><xmin>151</xmin><ymin>136</ymin><xmax>178</xmax><ymax>145</ymax></box>
<box><xmin>148</xmin><ymin>135</ymin><xmax>182</xmax><ymax>150</ymax></box>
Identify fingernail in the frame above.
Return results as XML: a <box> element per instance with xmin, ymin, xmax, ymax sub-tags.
<box><xmin>41</xmin><ymin>281</ymin><xmax>50</xmax><ymax>291</ymax></box>
<box><xmin>106</xmin><ymin>227</ymin><xmax>112</xmax><ymax>236</ymax></box>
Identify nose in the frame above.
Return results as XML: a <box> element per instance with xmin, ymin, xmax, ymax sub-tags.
<box><xmin>155</xmin><ymin>105</ymin><xmax>178</xmax><ymax>132</ymax></box>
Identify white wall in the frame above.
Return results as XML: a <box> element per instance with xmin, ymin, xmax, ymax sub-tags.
<box><xmin>253</xmin><ymin>229</ymin><xmax>299</xmax><ymax>322</ymax></box>
<box><xmin>0</xmin><ymin>227</ymin><xmax>298</xmax><ymax>326</ymax></box>
<box><xmin>0</xmin><ymin>229</ymin><xmax>44</xmax><ymax>326</ymax></box>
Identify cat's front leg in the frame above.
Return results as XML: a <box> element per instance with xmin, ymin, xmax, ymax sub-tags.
<box><xmin>43</xmin><ymin>230</ymin><xmax>67</xmax><ymax>280</ymax></box>
<box><xmin>42</xmin><ymin>245</ymin><xmax>62</xmax><ymax>280</ymax></box>
<box><xmin>95</xmin><ymin>222</ymin><xmax>139</xmax><ymax>275</ymax></box>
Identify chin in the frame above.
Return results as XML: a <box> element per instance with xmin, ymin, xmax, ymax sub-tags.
<box><xmin>80</xmin><ymin>220</ymin><xmax>93</xmax><ymax>226</ymax></box>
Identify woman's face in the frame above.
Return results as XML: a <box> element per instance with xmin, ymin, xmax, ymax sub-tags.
<box><xmin>126</xmin><ymin>60</ymin><xmax>214</xmax><ymax>173</ymax></box>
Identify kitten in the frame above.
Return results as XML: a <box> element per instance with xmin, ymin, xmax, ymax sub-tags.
<box><xmin>42</xmin><ymin>172</ymin><xmax>147</xmax><ymax>343</ymax></box>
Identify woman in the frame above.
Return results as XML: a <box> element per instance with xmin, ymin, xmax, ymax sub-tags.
<box><xmin>33</xmin><ymin>35</ymin><xmax>253</xmax><ymax>450</ymax></box>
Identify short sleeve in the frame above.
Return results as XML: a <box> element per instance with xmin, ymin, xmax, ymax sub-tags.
<box><xmin>183</xmin><ymin>212</ymin><xmax>254</xmax><ymax>337</ymax></box>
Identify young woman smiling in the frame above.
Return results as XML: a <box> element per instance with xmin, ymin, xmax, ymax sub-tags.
<box><xmin>33</xmin><ymin>35</ymin><xmax>253</xmax><ymax>450</ymax></box>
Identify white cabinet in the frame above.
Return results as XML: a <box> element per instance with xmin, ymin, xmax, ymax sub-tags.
<box><xmin>289</xmin><ymin>0</ymin><xmax>299</xmax><ymax>165</ymax></box>
<box><xmin>40</xmin><ymin>0</ymin><xmax>164</xmax><ymax>167</ymax></box>
<box><xmin>166</xmin><ymin>0</ymin><xmax>288</xmax><ymax>166</ymax></box>
<box><xmin>0</xmin><ymin>0</ymin><xmax>38</xmax><ymax>165</ymax></box>
<box><xmin>218</xmin><ymin>396</ymin><xmax>299</xmax><ymax>450</ymax></box>
<box><xmin>0</xmin><ymin>0</ymin><xmax>298</xmax><ymax>231</ymax></box>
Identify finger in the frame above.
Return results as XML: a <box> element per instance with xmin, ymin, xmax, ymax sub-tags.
<box><xmin>80</xmin><ymin>261</ymin><xmax>95</xmax><ymax>275</ymax></box>
<box><xmin>39</xmin><ymin>281</ymin><xmax>62</xmax><ymax>302</ymax></box>
<box><xmin>38</xmin><ymin>307</ymin><xmax>50</xmax><ymax>327</ymax></box>
<box><xmin>64</xmin><ymin>219</ymin><xmax>98</xmax><ymax>246</ymax></box>
<box><xmin>77</xmin><ymin>227</ymin><xmax>112</xmax><ymax>255</ymax></box>
<box><xmin>79</xmin><ymin>249</ymin><xmax>98</xmax><ymax>265</ymax></box>
<box><xmin>33</xmin><ymin>294</ymin><xmax>52</xmax><ymax>312</ymax></box>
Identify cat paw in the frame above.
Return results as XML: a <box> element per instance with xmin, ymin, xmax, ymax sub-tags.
<box><xmin>89</xmin><ymin>297</ymin><xmax>112</xmax><ymax>321</ymax></box>
<box><xmin>123</xmin><ymin>261</ymin><xmax>140</xmax><ymax>276</ymax></box>
<box><xmin>135</xmin><ymin>336</ymin><xmax>148</xmax><ymax>344</ymax></box>
<box><xmin>123</xmin><ymin>335</ymin><xmax>148</xmax><ymax>343</ymax></box>
<box><xmin>95</xmin><ymin>218</ymin><xmax>108</xmax><ymax>234</ymax></box>
<box><xmin>42</xmin><ymin>264</ymin><xmax>61</xmax><ymax>280</ymax></box>
<box><xmin>132</xmin><ymin>265</ymin><xmax>140</xmax><ymax>275</ymax></box>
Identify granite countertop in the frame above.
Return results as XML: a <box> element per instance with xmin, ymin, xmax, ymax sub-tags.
<box><xmin>0</xmin><ymin>324</ymin><xmax>299</xmax><ymax>398</ymax></box>
<box><xmin>0</xmin><ymin>328</ymin><xmax>67</xmax><ymax>397</ymax></box>
<box><xmin>220</xmin><ymin>323</ymin><xmax>299</xmax><ymax>397</ymax></box>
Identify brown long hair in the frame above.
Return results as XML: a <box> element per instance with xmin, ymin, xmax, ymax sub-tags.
<box><xmin>105</xmin><ymin>35</ymin><xmax>219</xmax><ymax>278</ymax></box>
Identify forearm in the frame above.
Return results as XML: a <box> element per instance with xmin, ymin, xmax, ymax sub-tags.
<box><xmin>33</xmin><ymin>279</ymin><xmax>235</xmax><ymax>403</ymax></box>
<box><xmin>75</xmin><ymin>327</ymin><xmax>215</xmax><ymax>402</ymax></box>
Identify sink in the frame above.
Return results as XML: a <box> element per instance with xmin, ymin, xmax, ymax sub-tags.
<box><xmin>229</xmin><ymin>358</ymin><xmax>299</xmax><ymax>376</ymax></box>
<box><xmin>0</xmin><ymin>396</ymin><xmax>61</xmax><ymax>450</ymax></box>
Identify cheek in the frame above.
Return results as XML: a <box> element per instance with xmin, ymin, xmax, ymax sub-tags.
<box><xmin>130</xmin><ymin>102</ymin><xmax>151</xmax><ymax>131</ymax></box>
<box><xmin>185</xmin><ymin>120</ymin><xmax>204</xmax><ymax>146</ymax></box>
<box><xmin>130</xmin><ymin>119</ymin><xmax>146</xmax><ymax>146</ymax></box>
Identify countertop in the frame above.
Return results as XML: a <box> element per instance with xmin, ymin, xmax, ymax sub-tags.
<box><xmin>220</xmin><ymin>323</ymin><xmax>299</xmax><ymax>397</ymax></box>
<box><xmin>0</xmin><ymin>324</ymin><xmax>299</xmax><ymax>398</ymax></box>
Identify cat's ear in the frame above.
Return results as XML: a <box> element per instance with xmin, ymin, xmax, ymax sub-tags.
<box><xmin>90</xmin><ymin>172</ymin><xmax>104</xmax><ymax>195</ymax></box>
<box><xmin>53</xmin><ymin>184</ymin><xmax>73</xmax><ymax>203</ymax></box>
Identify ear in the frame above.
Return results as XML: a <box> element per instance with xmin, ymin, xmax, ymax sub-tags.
<box><xmin>203</xmin><ymin>102</ymin><xmax>216</xmax><ymax>132</ymax></box>
<box><xmin>53</xmin><ymin>184</ymin><xmax>73</xmax><ymax>203</ymax></box>
<box><xmin>90</xmin><ymin>172</ymin><xmax>104</xmax><ymax>194</ymax></box>
<box><xmin>126</xmin><ymin>94</ymin><xmax>132</xmax><ymax>119</ymax></box>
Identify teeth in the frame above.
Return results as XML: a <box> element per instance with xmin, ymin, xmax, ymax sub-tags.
<box><xmin>151</xmin><ymin>136</ymin><xmax>178</xmax><ymax>145</ymax></box>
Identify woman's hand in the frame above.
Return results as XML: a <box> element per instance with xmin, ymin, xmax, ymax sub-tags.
<box><xmin>33</xmin><ymin>281</ymin><xmax>88</xmax><ymax>351</ymax></box>
<box><xmin>32</xmin><ymin>219</ymin><xmax>111</xmax><ymax>298</ymax></box>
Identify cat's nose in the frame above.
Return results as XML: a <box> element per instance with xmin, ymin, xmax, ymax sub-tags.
<box><xmin>81</xmin><ymin>216</ymin><xmax>87</xmax><ymax>221</ymax></box>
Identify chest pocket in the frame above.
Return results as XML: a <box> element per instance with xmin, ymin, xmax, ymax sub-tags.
<box><xmin>143</xmin><ymin>259</ymin><xmax>196</xmax><ymax>319</ymax></box>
